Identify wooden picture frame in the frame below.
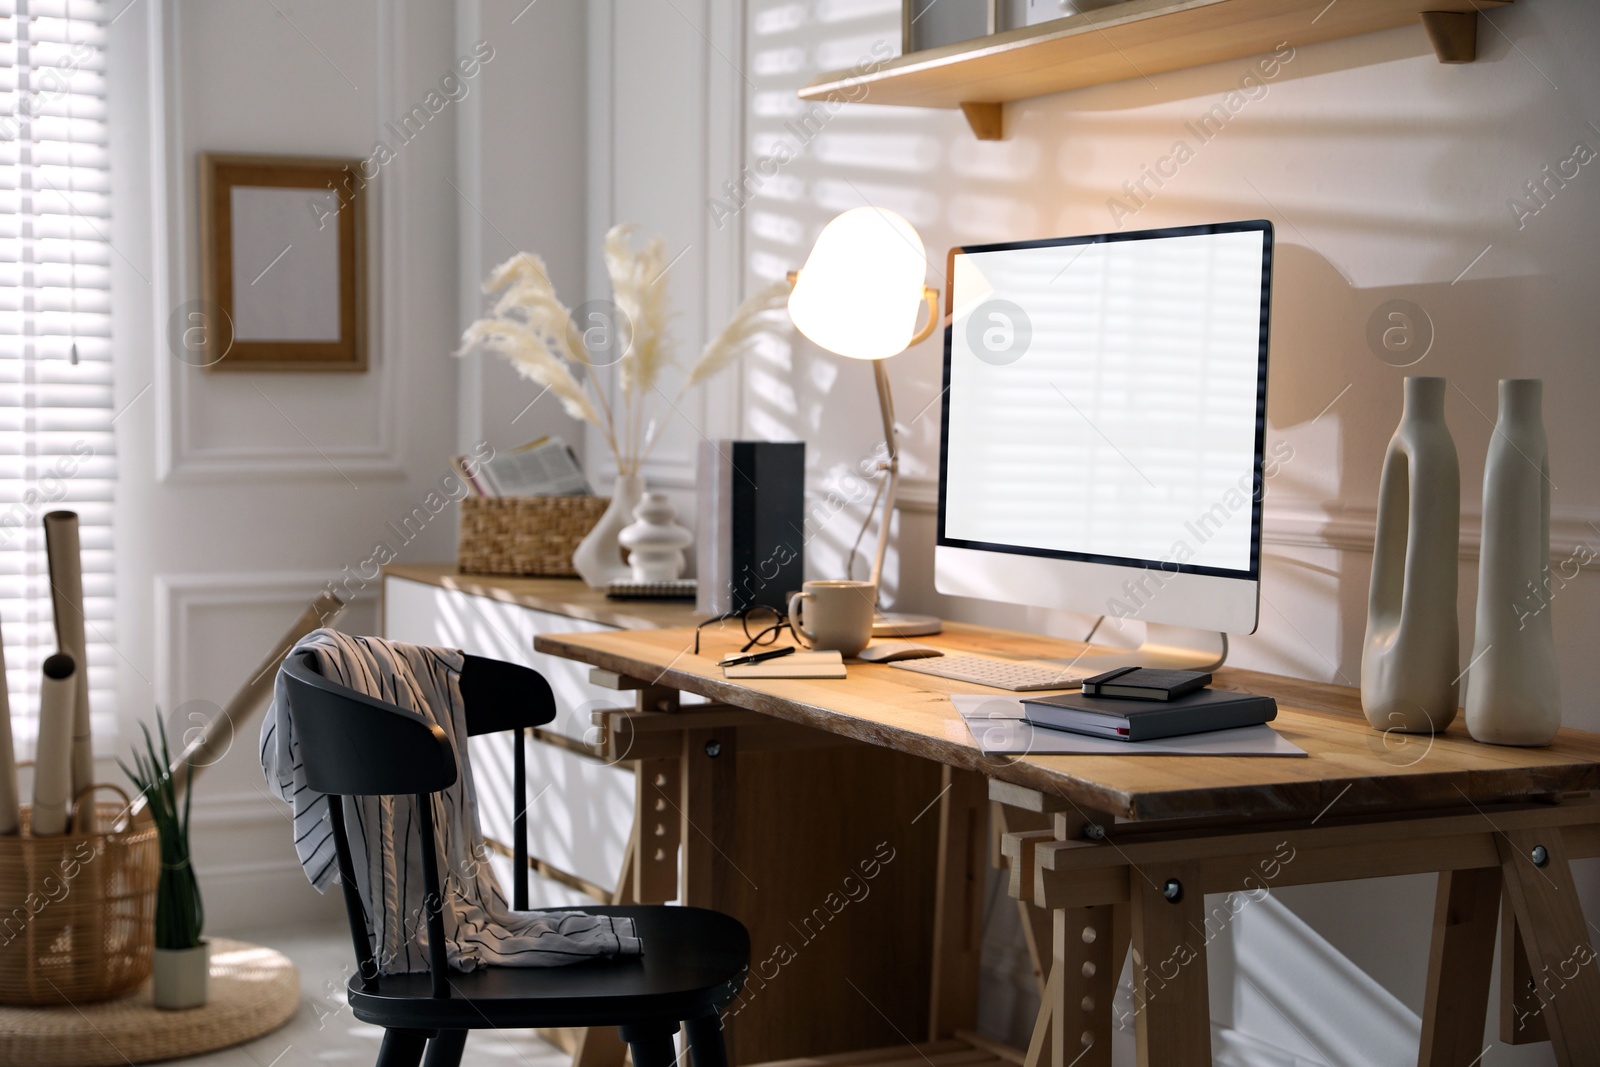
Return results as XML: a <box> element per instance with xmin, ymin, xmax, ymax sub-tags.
<box><xmin>198</xmin><ymin>153</ymin><xmax>368</xmax><ymax>372</ymax></box>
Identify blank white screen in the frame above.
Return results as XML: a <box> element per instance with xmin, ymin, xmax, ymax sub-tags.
<box><xmin>943</xmin><ymin>229</ymin><xmax>1264</xmax><ymax>573</ymax></box>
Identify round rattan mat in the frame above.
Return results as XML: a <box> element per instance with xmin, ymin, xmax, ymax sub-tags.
<box><xmin>0</xmin><ymin>938</ymin><xmax>299</xmax><ymax>1066</ymax></box>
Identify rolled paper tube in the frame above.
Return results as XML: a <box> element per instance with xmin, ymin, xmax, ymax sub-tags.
<box><xmin>32</xmin><ymin>653</ymin><xmax>77</xmax><ymax>836</ymax></box>
<box><xmin>44</xmin><ymin>511</ymin><xmax>94</xmax><ymax>833</ymax></box>
<box><xmin>0</xmin><ymin>621</ymin><xmax>18</xmax><ymax>834</ymax></box>
<box><xmin>132</xmin><ymin>591</ymin><xmax>346</xmax><ymax>817</ymax></box>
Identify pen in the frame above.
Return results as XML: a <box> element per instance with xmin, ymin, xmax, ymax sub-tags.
<box><xmin>720</xmin><ymin>646</ymin><xmax>797</xmax><ymax>668</ymax></box>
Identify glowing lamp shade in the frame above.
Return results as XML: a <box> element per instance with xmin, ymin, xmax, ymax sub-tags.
<box><xmin>788</xmin><ymin>207</ymin><xmax>929</xmax><ymax>361</ymax></box>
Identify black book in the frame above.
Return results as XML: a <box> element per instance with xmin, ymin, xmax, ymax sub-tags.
<box><xmin>695</xmin><ymin>440</ymin><xmax>805</xmax><ymax>615</ymax></box>
<box><xmin>1080</xmin><ymin>666</ymin><xmax>1211</xmax><ymax>701</ymax></box>
<box><xmin>1023</xmin><ymin>688</ymin><xmax>1277</xmax><ymax>742</ymax></box>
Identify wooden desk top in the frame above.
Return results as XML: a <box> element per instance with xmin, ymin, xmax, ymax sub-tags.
<box><xmin>383</xmin><ymin>564</ymin><xmax>699</xmax><ymax>630</ymax></box>
<box><xmin>534</xmin><ymin>621</ymin><xmax>1600</xmax><ymax>824</ymax></box>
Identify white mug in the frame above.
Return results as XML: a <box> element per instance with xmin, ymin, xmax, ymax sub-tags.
<box><xmin>787</xmin><ymin>580</ymin><xmax>876</xmax><ymax>657</ymax></box>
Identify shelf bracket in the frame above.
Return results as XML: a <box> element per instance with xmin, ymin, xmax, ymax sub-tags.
<box><xmin>1421</xmin><ymin>10</ymin><xmax>1478</xmax><ymax>63</ymax></box>
<box><xmin>959</xmin><ymin>101</ymin><xmax>1004</xmax><ymax>141</ymax></box>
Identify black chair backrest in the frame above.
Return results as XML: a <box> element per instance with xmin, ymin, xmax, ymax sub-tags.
<box><xmin>459</xmin><ymin>654</ymin><xmax>558</xmax><ymax>736</ymax></box>
<box><xmin>280</xmin><ymin>651</ymin><xmax>458</xmax><ymax>796</ymax></box>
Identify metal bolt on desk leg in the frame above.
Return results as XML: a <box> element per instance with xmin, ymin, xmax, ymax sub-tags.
<box><xmin>1163</xmin><ymin>878</ymin><xmax>1183</xmax><ymax>903</ymax></box>
<box><xmin>1084</xmin><ymin>823</ymin><xmax>1105</xmax><ymax>840</ymax></box>
<box><xmin>704</xmin><ymin>740</ymin><xmax>722</xmax><ymax>758</ymax></box>
<box><xmin>1531</xmin><ymin>844</ymin><xmax>1549</xmax><ymax>868</ymax></box>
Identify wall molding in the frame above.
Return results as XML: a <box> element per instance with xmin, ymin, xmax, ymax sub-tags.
<box><xmin>188</xmin><ymin>791</ymin><xmax>287</xmax><ymax>831</ymax></box>
<box><xmin>896</xmin><ymin>476</ymin><xmax>1600</xmax><ymax>568</ymax></box>
<box><xmin>197</xmin><ymin>855</ymin><xmax>343</xmax><ymax>933</ymax></box>
<box><xmin>581</xmin><ymin>0</ymin><xmax>747</xmax><ymax>488</ymax></box>
<box><xmin>154</xmin><ymin>570</ymin><xmax>376</xmax><ymax>709</ymax></box>
<box><xmin>152</xmin><ymin>1</ymin><xmax>408</xmax><ymax>482</ymax></box>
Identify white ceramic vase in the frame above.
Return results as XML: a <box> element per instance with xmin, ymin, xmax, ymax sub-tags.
<box><xmin>572</xmin><ymin>471</ymin><xmax>645</xmax><ymax>589</ymax></box>
<box><xmin>618</xmin><ymin>492</ymin><xmax>693</xmax><ymax>581</ymax></box>
<box><xmin>152</xmin><ymin>941</ymin><xmax>209</xmax><ymax>1010</ymax></box>
<box><xmin>1362</xmin><ymin>376</ymin><xmax>1460</xmax><ymax>734</ymax></box>
<box><xmin>1466</xmin><ymin>379</ymin><xmax>1560</xmax><ymax>746</ymax></box>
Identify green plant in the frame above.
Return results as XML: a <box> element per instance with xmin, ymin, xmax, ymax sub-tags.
<box><xmin>119</xmin><ymin>717</ymin><xmax>204</xmax><ymax>951</ymax></box>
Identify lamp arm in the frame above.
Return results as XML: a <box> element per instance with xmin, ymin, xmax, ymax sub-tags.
<box><xmin>907</xmin><ymin>285</ymin><xmax>940</xmax><ymax>348</ymax></box>
<box><xmin>869</xmin><ymin>359</ymin><xmax>898</xmax><ymax>595</ymax></box>
<box><xmin>867</xmin><ymin>285</ymin><xmax>936</xmax><ymax>598</ymax></box>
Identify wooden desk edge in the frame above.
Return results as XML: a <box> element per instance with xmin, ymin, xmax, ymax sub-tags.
<box><xmin>533</xmin><ymin>630</ymin><xmax>1600</xmax><ymax>826</ymax></box>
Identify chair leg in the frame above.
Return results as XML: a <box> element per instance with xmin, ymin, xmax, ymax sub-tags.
<box><xmin>685</xmin><ymin>1013</ymin><xmax>729</xmax><ymax>1067</ymax></box>
<box><xmin>422</xmin><ymin>1030</ymin><xmax>468</xmax><ymax>1067</ymax></box>
<box><xmin>619</xmin><ymin>1023</ymin><xmax>680</xmax><ymax>1067</ymax></box>
<box><xmin>375</xmin><ymin>1029</ymin><xmax>429</xmax><ymax>1067</ymax></box>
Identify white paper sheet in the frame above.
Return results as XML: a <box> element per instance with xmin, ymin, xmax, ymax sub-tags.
<box><xmin>952</xmin><ymin>694</ymin><xmax>1307</xmax><ymax>757</ymax></box>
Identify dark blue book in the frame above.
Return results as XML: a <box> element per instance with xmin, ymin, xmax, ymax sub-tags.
<box><xmin>1023</xmin><ymin>688</ymin><xmax>1277</xmax><ymax>742</ymax></box>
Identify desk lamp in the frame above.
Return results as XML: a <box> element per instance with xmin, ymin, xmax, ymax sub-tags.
<box><xmin>788</xmin><ymin>207</ymin><xmax>943</xmax><ymax>638</ymax></box>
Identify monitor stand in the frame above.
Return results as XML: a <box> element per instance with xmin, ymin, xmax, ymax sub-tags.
<box><xmin>1043</xmin><ymin>623</ymin><xmax>1229</xmax><ymax>674</ymax></box>
<box><xmin>873</xmin><ymin>611</ymin><xmax>943</xmax><ymax>638</ymax></box>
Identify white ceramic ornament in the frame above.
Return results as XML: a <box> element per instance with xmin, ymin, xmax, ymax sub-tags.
<box><xmin>618</xmin><ymin>491</ymin><xmax>693</xmax><ymax>581</ymax></box>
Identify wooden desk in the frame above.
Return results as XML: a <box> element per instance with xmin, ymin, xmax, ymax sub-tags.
<box><xmin>536</xmin><ymin>619</ymin><xmax>1600</xmax><ymax>1067</ymax></box>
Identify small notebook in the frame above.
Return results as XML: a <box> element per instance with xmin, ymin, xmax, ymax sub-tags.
<box><xmin>607</xmin><ymin>579</ymin><xmax>698</xmax><ymax>600</ymax></box>
<box><xmin>723</xmin><ymin>650</ymin><xmax>845</xmax><ymax>679</ymax></box>
<box><xmin>1080</xmin><ymin>666</ymin><xmax>1211</xmax><ymax>701</ymax></box>
<box><xmin>1023</xmin><ymin>688</ymin><xmax>1277</xmax><ymax>742</ymax></box>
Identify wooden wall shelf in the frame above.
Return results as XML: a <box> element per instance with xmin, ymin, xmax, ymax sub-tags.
<box><xmin>799</xmin><ymin>0</ymin><xmax>1510</xmax><ymax>140</ymax></box>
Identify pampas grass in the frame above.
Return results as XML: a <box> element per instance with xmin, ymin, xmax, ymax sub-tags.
<box><xmin>457</xmin><ymin>225</ymin><xmax>790</xmax><ymax>476</ymax></box>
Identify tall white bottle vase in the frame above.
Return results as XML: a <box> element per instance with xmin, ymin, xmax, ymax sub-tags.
<box><xmin>572</xmin><ymin>471</ymin><xmax>645</xmax><ymax>589</ymax></box>
<box><xmin>1466</xmin><ymin>379</ymin><xmax>1560</xmax><ymax>746</ymax></box>
<box><xmin>1362</xmin><ymin>376</ymin><xmax>1461</xmax><ymax>734</ymax></box>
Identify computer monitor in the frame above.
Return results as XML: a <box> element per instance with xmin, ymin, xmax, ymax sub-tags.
<box><xmin>935</xmin><ymin>220</ymin><xmax>1273</xmax><ymax>670</ymax></box>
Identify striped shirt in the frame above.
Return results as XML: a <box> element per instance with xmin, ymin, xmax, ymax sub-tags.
<box><xmin>261</xmin><ymin>629</ymin><xmax>641</xmax><ymax>971</ymax></box>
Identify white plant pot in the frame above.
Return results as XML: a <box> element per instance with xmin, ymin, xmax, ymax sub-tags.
<box><xmin>572</xmin><ymin>472</ymin><xmax>645</xmax><ymax>589</ymax></box>
<box><xmin>152</xmin><ymin>941</ymin><xmax>209</xmax><ymax>1010</ymax></box>
<box><xmin>1362</xmin><ymin>376</ymin><xmax>1461</xmax><ymax>734</ymax></box>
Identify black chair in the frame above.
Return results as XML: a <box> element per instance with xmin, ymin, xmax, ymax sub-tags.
<box><xmin>280</xmin><ymin>651</ymin><xmax>749</xmax><ymax>1067</ymax></box>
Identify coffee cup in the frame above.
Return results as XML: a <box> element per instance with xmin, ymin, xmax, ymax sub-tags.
<box><xmin>787</xmin><ymin>580</ymin><xmax>876</xmax><ymax>658</ymax></box>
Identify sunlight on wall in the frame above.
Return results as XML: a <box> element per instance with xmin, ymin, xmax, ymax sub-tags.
<box><xmin>742</xmin><ymin>0</ymin><xmax>1600</xmax><ymax>698</ymax></box>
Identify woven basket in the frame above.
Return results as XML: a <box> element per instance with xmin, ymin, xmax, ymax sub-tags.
<box><xmin>458</xmin><ymin>495</ymin><xmax>610</xmax><ymax>577</ymax></box>
<box><xmin>0</xmin><ymin>790</ymin><xmax>159</xmax><ymax>1007</ymax></box>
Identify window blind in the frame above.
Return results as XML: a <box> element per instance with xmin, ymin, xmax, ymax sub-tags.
<box><xmin>0</xmin><ymin>0</ymin><xmax>115</xmax><ymax>755</ymax></box>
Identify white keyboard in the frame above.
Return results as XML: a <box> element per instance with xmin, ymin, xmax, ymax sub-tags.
<box><xmin>888</xmin><ymin>654</ymin><xmax>1084</xmax><ymax>692</ymax></box>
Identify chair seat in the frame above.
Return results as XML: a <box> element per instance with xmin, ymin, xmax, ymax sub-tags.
<box><xmin>347</xmin><ymin>906</ymin><xmax>750</xmax><ymax>1031</ymax></box>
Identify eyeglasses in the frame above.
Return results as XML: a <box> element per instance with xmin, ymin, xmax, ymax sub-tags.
<box><xmin>692</xmin><ymin>605</ymin><xmax>796</xmax><ymax>656</ymax></box>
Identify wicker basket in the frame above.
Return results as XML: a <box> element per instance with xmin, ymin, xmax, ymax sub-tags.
<box><xmin>0</xmin><ymin>790</ymin><xmax>159</xmax><ymax>1007</ymax></box>
<box><xmin>458</xmin><ymin>495</ymin><xmax>611</xmax><ymax>578</ymax></box>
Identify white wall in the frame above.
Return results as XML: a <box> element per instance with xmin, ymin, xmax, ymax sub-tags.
<box><xmin>109</xmin><ymin>0</ymin><xmax>473</xmax><ymax>931</ymax></box>
<box><xmin>454</xmin><ymin>0</ymin><xmax>591</xmax><ymax>459</ymax></box>
<box><xmin>727</xmin><ymin>2</ymin><xmax>1599</xmax><ymax>1063</ymax></box>
<box><xmin>580</xmin><ymin>0</ymin><xmax>747</xmax><ymax>514</ymax></box>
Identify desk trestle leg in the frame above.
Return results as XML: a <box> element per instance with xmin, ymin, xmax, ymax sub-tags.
<box><xmin>1495</xmin><ymin>828</ymin><xmax>1600</xmax><ymax>1065</ymax></box>
<box><xmin>1419</xmin><ymin>866</ymin><xmax>1500</xmax><ymax>1067</ymax></box>
<box><xmin>1502</xmin><ymin>893</ymin><xmax>1551</xmax><ymax>1045</ymax></box>
<box><xmin>1049</xmin><ymin>904</ymin><xmax>1122</xmax><ymax>1067</ymax></box>
<box><xmin>1128</xmin><ymin>860</ymin><xmax>1210</xmax><ymax>1067</ymax></box>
